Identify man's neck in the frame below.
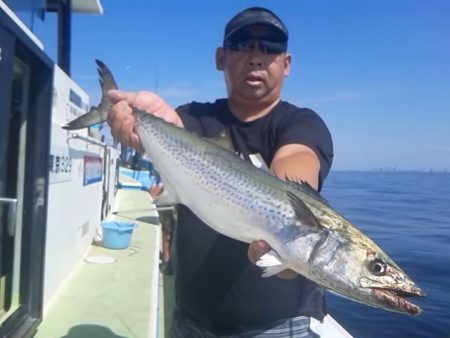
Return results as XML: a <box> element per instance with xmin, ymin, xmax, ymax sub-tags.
<box><xmin>228</xmin><ymin>98</ymin><xmax>280</xmax><ymax>122</ymax></box>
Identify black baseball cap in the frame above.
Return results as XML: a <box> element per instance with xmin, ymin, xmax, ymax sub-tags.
<box><xmin>224</xmin><ymin>7</ymin><xmax>288</xmax><ymax>43</ymax></box>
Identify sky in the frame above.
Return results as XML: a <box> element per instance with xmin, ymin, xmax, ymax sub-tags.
<box><xmin>33</xmin><ymin>0</ymin><xmax>450</xmax><ymax>171</ymax></box>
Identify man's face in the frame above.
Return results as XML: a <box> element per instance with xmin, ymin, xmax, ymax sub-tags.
<box><xmin>216</xmin><ymin>25</ymin><xmax>291</xmax><ymax>107</ymax></box>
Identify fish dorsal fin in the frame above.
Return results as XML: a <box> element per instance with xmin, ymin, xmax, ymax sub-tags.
<box><xmin>203</xmin><ymin>127</ymin><xmax>235</xmax><ymax>153</ymax></box>
<box><xmin>286</xmin><ymin>177</ymin><xmax>331</xmax><ymax>207</ymax></box>
<box><xmin>286</xmin><ymin>190</ymin><xmax>324</xmax><ymax>230</ymax></box>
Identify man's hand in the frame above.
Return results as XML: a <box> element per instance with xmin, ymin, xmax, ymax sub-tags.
<box><xmin>248</xmin><ymin>240</ymin><xmax>298</xmax><ymax>279</ymax></box>
<box><xmin>248</xmin><ymin>143</ymin><xmax>321</xmax><ymax>279</ymax></box>
<box><xmin>148</xmin><ymin>183</ymin><xmax>164</xmax><ymax>200</ymax></box>
<box><xmin>106</xmin><ymin>89</ymin><xmax>184</xmax><ymax>152</ymax></box>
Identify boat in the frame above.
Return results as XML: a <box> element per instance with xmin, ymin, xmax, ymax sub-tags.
<box><xmin>0</xmin><ymin>2</ymin><xmax>352</xmax><ymax>337</ymax></box>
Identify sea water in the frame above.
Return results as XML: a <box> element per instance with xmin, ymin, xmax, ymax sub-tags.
<box><xmin>322</xmin><ymin>171</ymin><xmax>450</xmax><ymax>338</ymax></box>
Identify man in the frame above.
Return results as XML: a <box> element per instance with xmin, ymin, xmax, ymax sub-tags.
<box><xmin>108</xmin><ymin>7</ymin><xmax>333</xmax><ymax>337</ymax></box>
<box><xmin>145</xmin><ymin>167</ymin><xmax>175</xmax><ymax>275</ymax></box>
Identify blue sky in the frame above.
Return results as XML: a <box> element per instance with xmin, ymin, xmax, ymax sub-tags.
<box><xmin>35</xmin><ymin>1</ymin><xmax>450</xmax><ymax>171</ymax></box>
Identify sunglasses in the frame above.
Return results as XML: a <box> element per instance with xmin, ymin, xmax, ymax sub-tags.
<box><xmin>225</xmin><ymin>38</ymin><xmax>287</xmax><ymax>55</ymax></box>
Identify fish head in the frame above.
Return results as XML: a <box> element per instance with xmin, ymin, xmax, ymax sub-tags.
<box><xmin>327</xmin><ymin>240</ymin><xmax>425</xmax><ymax>315</ymax></box>
<box><xmin>358</xmin><ymin>249</ymin><xmax>425</xmax><ymax>315</ymax></box>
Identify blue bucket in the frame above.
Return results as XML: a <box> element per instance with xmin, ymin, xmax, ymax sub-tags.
<box><xmin>101</xmin><ymin>221</ymin><xmax>137</xmax><ymax>250</ymax></box>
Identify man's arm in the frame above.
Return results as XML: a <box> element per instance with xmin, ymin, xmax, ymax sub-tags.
<box><xmin>248</xmin><ymin>143</ymin><xmax>321</xmax><ymax>279</ymax></box>
<box><xmin>270</xmin><ymin>143</ymin><xmax>320</xmax><ymax>189</ymax></box>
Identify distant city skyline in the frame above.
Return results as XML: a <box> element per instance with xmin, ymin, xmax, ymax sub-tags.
<box><xmin>33</xmin><ymin>1</ymin><xmax>450</xmax><ymax>171</ymax></box>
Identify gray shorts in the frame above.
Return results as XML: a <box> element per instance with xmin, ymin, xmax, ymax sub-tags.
<box><xmin>168</xmin><ymin>307</ymin><xmax>320</xmax><ymax>338</ymax></box>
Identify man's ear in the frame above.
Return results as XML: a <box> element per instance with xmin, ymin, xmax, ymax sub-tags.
<box><xmin>216</xmin><ymin>47</ymin><xmax>225</xmax><ymax>70</ymax></box>
<box><xmin>284</xmin><ymin>53</ymin><xmax>292</xmax><ymax>77</ymax></box>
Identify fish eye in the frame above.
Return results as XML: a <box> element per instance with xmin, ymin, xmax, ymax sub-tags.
<box><xmin>368</xmin><ymin>258</ymin><xmax>386</xmax><ymax>276</ymax></box>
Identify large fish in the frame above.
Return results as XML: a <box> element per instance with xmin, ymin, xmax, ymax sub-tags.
<box><xmin>66</xmin><ymin>60</ymin><xmax>425</xmax><ymax>315</ymax></box>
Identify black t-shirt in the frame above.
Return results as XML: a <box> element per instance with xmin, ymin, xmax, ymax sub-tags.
<box><xmin>173</xmin><ymin>99</ymin><xmax>333</xmax><ymax>328</ymax></box>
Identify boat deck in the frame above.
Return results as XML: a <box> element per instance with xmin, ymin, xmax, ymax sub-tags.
<box><xmin>35</xmin><ymin>184</ymin><xmax>166</xmax><ymax>338</ymax></box>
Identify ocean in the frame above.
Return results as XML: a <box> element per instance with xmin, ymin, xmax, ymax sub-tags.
<box><xmin>322</xmin><ymin>171</ymin><xmax>450</xmax><ymax>338</ymax></box>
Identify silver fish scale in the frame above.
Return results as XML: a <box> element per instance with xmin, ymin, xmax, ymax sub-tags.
<box><xmin>135</xmin><ymin>110</ymin><xmax>299</xmax><ymax>243</ymax></box>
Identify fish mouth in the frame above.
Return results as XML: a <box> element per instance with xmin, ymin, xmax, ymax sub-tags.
<box><xmin>372</xmin><ymin>287</ymin><xmax>425</xmax><ymax>315</ymax></box>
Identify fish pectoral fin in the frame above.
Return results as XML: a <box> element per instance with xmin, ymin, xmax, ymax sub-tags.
<box><xmin>256</xmin><ymin>250</ymin><xmax>287</xmax><ymax>278</ymax></box>
<box><xmin>286</xmin><ymin>191</ymin><xmax>324</xmax><ymax>230</ymax></box>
